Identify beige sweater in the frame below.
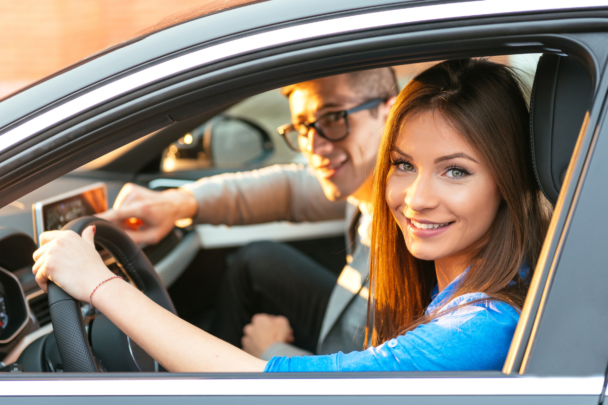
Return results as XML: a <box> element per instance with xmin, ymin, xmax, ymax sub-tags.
<box><xmin>181</xmin><ymin>163</ymin><xmax>370</xmax><ymax>358</ymax></box>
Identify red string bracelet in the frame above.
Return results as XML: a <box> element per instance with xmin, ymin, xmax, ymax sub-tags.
<box><xmin>89</xmin><ymin>276</ymin><xmax>123</xmax><ymax>308</ymax></box>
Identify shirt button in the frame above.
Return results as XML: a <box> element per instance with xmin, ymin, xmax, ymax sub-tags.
<box><xmin>388</xmin><ymin>340</ymin><xmax>397</xmax><ymax>348</ymax></box>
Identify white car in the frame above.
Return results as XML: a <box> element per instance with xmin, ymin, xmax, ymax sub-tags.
<box><xmin>0</xmin><ymin>0</ymin><xmax>606</xmax><ymax>403</ymax></box>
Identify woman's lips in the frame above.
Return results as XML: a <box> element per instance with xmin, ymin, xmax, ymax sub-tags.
<box><xmin>406</xmin><ymin>218</ymin><xmax>454</xmax><ymax>238</ymax></box>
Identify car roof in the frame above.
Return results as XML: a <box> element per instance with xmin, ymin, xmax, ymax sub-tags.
<box><xmin>1</xmin><ymin>0</ymin><xmax>607</xmax><ymax>137</ymax></box>
<box><xmin>0</xmin><ymin>0</ymin><xmax>419</xmax><ymax>129</ymax></box>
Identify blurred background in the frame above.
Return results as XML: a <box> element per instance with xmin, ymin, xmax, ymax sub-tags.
<box><xmin>0</xmin><ymin>0</ymin><xmax>253</xmax><ymax>99</ymax></box>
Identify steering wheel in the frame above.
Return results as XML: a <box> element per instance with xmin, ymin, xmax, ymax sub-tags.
<box><xmin>47</xmin><ymin>216</ymin><xmax>176</xmax><ymax>372</ymax></box>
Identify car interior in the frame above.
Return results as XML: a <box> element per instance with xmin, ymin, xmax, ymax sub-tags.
<box><xmin>0</xmin><ymin>49</ymin><xmax>594</xmax><ymax>373</ymax></box>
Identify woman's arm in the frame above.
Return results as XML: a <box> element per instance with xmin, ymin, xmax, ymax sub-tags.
<box><xmin>32</xmin><ymin>227</ymin><xmax>266</xmax><ymax>373</ymax></box>
<box><xmin>92</xmin><ymin>278</ymin><xmax>266</xmax><ymax>372</ymax></box>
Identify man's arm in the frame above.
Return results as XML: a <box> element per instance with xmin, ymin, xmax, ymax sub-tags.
<box><xmin>99</xmin><ymin>163</ymin><xmax>345</xmax><ymax>245</ymax></box>
<box><xmin>181</xmin><ymin>163</ymin><xmax>345</xmax><ymax>225</ymax></box>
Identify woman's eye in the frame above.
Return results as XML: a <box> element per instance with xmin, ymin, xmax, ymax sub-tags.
<box><xmin>445</xmin><ymin>167</ymin><xmax>469</xmax><ymax>178</ymax></box>
<box><xmin>394</xmin><ymin>161</ymin><xmax>414</xmax><ymax>172</ymax></box>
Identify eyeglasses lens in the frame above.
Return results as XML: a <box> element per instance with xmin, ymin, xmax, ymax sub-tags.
<box><xmin>284</xmin><ymin>130</ymin><xmax>301</xmax><ymax>151</ymax></box>
<box><xmin>289</xmin><ymin>113</ymin><xmax>348</xmax><ymax>151</ymax></box>
<box><xmin>316</xmin><ymin>112</ymin><xmax>348</xmax><ymax>140</ymax></box>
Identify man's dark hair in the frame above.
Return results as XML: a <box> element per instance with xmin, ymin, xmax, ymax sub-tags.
<box><xmin>281</xmin><ymin>67</ymin><xmax>400</xmax><ymax>100</ymax></box>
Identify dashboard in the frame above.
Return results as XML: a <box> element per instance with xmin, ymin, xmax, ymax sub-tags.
<box><xmin>33</xmin><ymin>183</ymin><xmax>107</xmax><ymax>243</ymax></box>
<box><xmin>0</xmin><ymin>174</ymin><xmax>345</xmax><ymax>371</ymax></box>
<box><xmin>0</xmin><ymin>178</ymin><xmax>193</xmax><ymax>370</ymax></box>
<box><xmin>0</xmin><ymin>267</ymin><xmax>28</xmax><ymax>345</ymax></box>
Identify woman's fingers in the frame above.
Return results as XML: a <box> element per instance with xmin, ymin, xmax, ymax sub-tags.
<box><xmin>38</xmin><ymin>230</ymin><xmax>63</xmax><ymax>246</ymax></box>
<box><xmin>34</xmin><ymin>265</ymin><xmax>48</xmax><ymax>292</ymax></box>
<box><xmin>33</xmin><ymin>238</ymin><xmax>58</xmax><ymax>266</ymax></box>
<box><xmin>33</xmin><ymin>254</ymin><xmax>50</xmax><ymax>293</ymax></box>
<box><xmin>33</xmin><ymin>243</ymin><xmax>49</xmax><ymax>263</ymax></box>
<box><xmin>34</xmin><ymin>229</ymin><xmax>75</xmax><ymax>261</ymax></box>
<box><xmin>33</xmin><ymin>249</ymin><xmax>52</xmax><ymax>278</ymax></box>
<box><xmin>32</xmin><ymin>252</ymin><xmax>42</xmax><ymax>276</ymax></box>
<box><xmin>30</xmin><ymin>229</ymin><xmax>115</xmax><ymax>302</ymax></box>
<box><xmin>81</xmin><ymin>226</ymin><xmax>96</xmax><ymax>248</ymax></box>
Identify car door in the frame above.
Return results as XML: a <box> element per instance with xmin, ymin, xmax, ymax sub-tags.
<box><xmin>1</xmin><ymin>1</ymin><xmax>608</xmax><ymax>403</ymax></box>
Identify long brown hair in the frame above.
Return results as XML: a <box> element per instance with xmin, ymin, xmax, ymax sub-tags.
<box><xmin>367</xmin><ymin>59</ymin><xmax>552</xmax><ymax>347</ymax></box>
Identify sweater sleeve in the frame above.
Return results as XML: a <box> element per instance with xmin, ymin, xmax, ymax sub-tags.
<box><xmin>265</xmin><ymin>296</ymin><xmax>519</xmax><ymax>373</ymax></box>
<box><xmin>180</xmin><ymin>163</ymin><xmax>346</xmax><ymax>226</ymax></box>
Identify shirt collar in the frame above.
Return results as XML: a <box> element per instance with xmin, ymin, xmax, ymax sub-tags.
<box><xmin>426</xmin><ymin>269</ymin><xmax>469</xmax><ymax>315</ymax></box>
<box><xmin>347</xmin><ymin>197</ymin><xmax>373</xmax><ymax>247</ymax></box>
<box><xmin>426</xmin><ymin>263</ymin><xmax>530</xmax><ymax>315</ymax></box>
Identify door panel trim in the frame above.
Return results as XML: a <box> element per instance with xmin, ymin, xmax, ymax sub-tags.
<box><xmin>0</xmin><ymin>376</ymin><xmax>602</xmax><ymax>396</ymax></box>
<box><xmin>196</xmin><ymin>220</ymin><xmax>346</xmax><ymax>249</ymax></box>
<box><xmin>155</xmin><ymin>231</ymin><xmax>200</xmax><ymax>287</ymax></box>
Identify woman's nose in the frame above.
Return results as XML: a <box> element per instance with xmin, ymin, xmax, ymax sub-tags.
<box><xmin>404</xmin><ymin>173</ymin><xmax>439</xmax><ymax>212</ymax></box>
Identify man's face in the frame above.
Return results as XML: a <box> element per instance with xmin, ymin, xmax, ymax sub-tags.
<box><xmin>288</xmin><ymin>75</ymin><xmax>393</xmax><ymax>201</ymax></box>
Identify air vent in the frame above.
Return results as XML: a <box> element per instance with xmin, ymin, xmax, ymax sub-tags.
<box><xmin>28</xmin><ymin>291</ymin><xmax>50</xmax><ymax>326</ymax></box>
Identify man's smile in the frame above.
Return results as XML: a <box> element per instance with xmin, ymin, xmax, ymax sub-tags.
<box><xmin>313</xmin><ymin>157</ymin><xmax>348</xmax><ymax>179</ymax></box>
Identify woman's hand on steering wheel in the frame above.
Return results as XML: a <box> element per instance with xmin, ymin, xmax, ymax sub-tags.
<box><xmin>32</xmin><ymin>226</ymin><xmax>115</xmax><ymax>302</ymax></box>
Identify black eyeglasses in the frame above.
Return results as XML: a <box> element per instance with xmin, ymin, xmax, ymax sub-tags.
<box><xmin>277</xmin><ymin>98</ymin><xmax>386</xmax><ymax>151</ymax></box>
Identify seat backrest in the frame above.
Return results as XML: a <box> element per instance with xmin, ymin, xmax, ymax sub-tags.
<box><xmin>530</xmin><ymin>54</ymin><xmax>592</xmax><ymax>205</ymax></box>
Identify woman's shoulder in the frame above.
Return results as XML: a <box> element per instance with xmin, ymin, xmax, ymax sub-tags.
<box><xmin>265</xmin><ymin>292</ymin><xmax>521</xmax><ymax>373</ymax></box>
<box><xmin>434</xmin><ymin>292</ymin><xmax>520</xmax><ymax>328</ymax></box>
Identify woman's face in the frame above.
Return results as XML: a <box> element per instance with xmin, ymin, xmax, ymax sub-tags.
<box><xmin>386</xmin><ymin>110</ymin><xmax>502</xmax><ymax>263</ymax></box>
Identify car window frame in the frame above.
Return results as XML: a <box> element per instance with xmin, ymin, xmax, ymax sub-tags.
<box><xmin>1</xmin><ymin>0</ymin><xmax>607</xmax><ymax>154</ymax></box>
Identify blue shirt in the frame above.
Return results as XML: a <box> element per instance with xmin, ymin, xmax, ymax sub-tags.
<box><xmin>264</xmin><ymin>270</ymin><xmax>522</xmax><ymax>372</ymax></box>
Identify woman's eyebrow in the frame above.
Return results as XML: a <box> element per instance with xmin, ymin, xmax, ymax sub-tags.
<box><xmin>434</xmin><ymin>153</ymin><xmax>479</xmax><ymax>164</ymax></box>
<box><xmin>391</xmin><ymin>146</ymin><xmax>413</xmax><ymax>160</ymax></box>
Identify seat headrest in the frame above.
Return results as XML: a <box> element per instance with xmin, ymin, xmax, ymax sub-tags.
<box><xmin>530</xmin><ymin>54</ymin><xmax>592</xmax><ymax>205</ymax></box>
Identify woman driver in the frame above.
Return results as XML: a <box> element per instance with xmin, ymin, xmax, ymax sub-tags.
<box><xmin>32</xmin><ymin>58</ymin><xmax>551</xmax><ymax>372</ymax></box>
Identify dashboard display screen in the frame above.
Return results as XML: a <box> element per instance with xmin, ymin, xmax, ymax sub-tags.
<box><xmin>33</xmin><ymin>183</ymin><xmax>107</xmax><ymax>243</ymax></box>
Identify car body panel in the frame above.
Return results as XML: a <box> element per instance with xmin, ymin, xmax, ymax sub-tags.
<box><xmin>0</xmin><ymin>0</ymin><xmax>422</xmax><ymax>130</ymax></box>
<box><xmin>0</xmin><ymin>375</ymin><xmax>602</xmax><ymax>403</ymax></box>
<box><xmin>520</xmin><ymin>77</ymin><xmax>608</xmax><ymax>375</ymax></box>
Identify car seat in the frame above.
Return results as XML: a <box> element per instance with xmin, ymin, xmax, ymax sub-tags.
<box><xmin>530</xmin><ymin>53</ymin><xmax>593</xmax><ymax>205</ymax></box>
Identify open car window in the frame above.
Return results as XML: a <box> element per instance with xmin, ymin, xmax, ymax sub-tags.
<box><xmin>159</xmin><ymin>55</ymin><xmax>542</xmax><ymax>173</ymax></box>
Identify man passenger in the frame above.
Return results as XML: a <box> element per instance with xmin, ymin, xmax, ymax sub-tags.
<box><xmin>100</xmin><ymin>68</ymin><xmax>398</xmax><ymax>358</ymax></box>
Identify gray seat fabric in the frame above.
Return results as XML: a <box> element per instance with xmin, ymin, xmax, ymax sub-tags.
<box><xmin>530</xmin><ymin>53</ymin><xmax>593</xmax><ymax>205</ymax></box>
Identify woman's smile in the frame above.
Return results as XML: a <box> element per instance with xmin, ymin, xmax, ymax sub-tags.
<box><xmin>406</xmin><ymin>218</ymin><xmax>454</xmax><ymax>237</ymax></box>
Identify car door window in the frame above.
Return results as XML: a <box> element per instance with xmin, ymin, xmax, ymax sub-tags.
<box><xmin>161</xmin><ymin>55</ymin><xmax>541</xmax><ymax>175</ymax></box>
<box><xmin>161</xmin><ymin>89</ymin><xmax>301</xmax><ymax>173</ymax></box>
